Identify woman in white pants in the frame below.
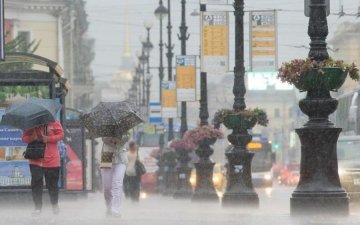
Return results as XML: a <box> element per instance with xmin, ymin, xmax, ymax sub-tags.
<box><xmin>100</xmin><ymin>133</ymin><xmax>129</xmax><ymax>217</ymax></box>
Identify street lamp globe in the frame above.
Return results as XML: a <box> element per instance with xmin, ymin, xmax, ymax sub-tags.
<box><xmin>154</xmin><ymin>1</ymin><xmax>168</xmax><ymax>20</ymax></box>
<box><xmin>144</xmin><ymin>20</ymin><xmax>153</xmax><ymax>29</ymax></box>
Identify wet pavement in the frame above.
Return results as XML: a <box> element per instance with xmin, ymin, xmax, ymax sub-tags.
<box><xmin>1</xmin><ymin>185</ymin><xmax>360</xmax><ymax>225</ymax></box>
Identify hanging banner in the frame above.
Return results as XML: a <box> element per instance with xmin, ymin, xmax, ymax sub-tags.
<box><xmin>176</xmin><ymin>55</ymin><xmax>196</xmax><ymax>102</ymax></box>
<box><xmin>161</xmin><ymin>81</ymin><xmax>177</xmax><ymax>118</ymax></box>
<box><xmin>249</xmin><ymin>10</ymin><xmax>277</xmax><ymax>72</ymax></box>
<box><xmin>201</xmin><ymin>11</ymin><xmax>229</xmax><ymax>75</ymax></box>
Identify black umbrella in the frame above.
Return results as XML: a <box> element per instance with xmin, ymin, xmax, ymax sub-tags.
<box><xmin>80</xmin><ymin>101</ymin><xmax>143</xmax><ymax>138</ymax></box>
<box><xmin>0</xmin><ymin>97</ymin><xmax>62</xmax><ymax>131</ymax></box>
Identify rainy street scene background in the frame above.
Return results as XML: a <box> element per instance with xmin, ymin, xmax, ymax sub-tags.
<box><xmin>2</xmin><ymin>0</ymin><xmax>360</xmax><ymax>224</ymax></box>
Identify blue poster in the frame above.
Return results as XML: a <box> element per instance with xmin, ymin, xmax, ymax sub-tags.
<box><xmin>0</xmin><ymin>161</ymin><xmax>31</xmax><ymax>186</ymax></box>
<box><xmin>0</xmin><ymin>108</ymin><xmax>26</xmax><ymax>147</ymax></box>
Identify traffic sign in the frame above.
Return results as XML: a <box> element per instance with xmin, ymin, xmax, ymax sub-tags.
<box><xmin>149</xmin><ymin>102</ymin><xmax>162</xmax><ymax>125</ymax></box>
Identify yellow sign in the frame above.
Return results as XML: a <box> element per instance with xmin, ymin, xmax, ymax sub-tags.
<box><xmin>202</xmin><ymin>26</ymin><xmax>228</xmax><ymax>56</ymax></box>
<box><xmin>252</xmin><ymin>30</ymin><xmax>275</xmax><ymax>38</ymax></box>
<box><xmin>144</xmin><ymin>124</ymin><xmax>156</xmax><ymax>134</ymax></box>
<box><xmin>252</xmin><ymin>50</ymin><xmax>276</xmax><ymax>56</ymax></box>
<box><xmin>176</xmin><ymin>66</ymin><xmax>196</xmax><ymax>89</ymax></box>
<box><xmin>162</xmin><ymin>89</ymin><xmax>176</xmax><ymax>108</ymax></box>
<box><xmin>252</xmin><ymin>40</ymin><xmax>276</xmax><ymax>48</ymax></box>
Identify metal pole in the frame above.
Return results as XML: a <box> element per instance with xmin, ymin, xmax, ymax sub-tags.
<box><xmin>222</xmin><ymin>0</ymin><xmax>259</xmax><ymax>207</ymax></box>
<box><xmin>159</xmin><ymin>2</ymin><xmax>164</xmax><ymax>103</ymax></box>
<box><xmin>179</xmin><ymin>0</ymin><xmax>190</xmax><ymax>137</ymax></box>
<box><xmin>166</xmin><ymin>0</ymin><xmax>174</xmax><ymax>141</ymax></box>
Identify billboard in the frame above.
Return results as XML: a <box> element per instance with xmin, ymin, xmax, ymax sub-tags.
<box><xmin>201</xmin><ymin>11</ymin><xmax>229</xmax><ymax>75</ymax></box>
<box><xmin>161</xmin><ymin>81</ymin><xmax>177</xmax><ymax>118</ymax></box>
<box><xmin>176</xmin><ymin>55</ymin><xmax>196</xmax><ymax>102</ymax></box>
<box><xmin>249</xmin><ymin>10</ymin><xmax>277</xmax><ymax>72</ymax></box>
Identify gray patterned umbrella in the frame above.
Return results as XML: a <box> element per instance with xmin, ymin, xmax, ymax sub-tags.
<box><xmin>80</xmin><ymin>101</ymin><xmax>143</xmax><ymax>138</ymax></box>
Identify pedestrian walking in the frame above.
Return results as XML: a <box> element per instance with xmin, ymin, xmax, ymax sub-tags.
<box><xmin>22</xmin><ymin>120</ymin><xmax>64</xmax><ymax>216</ymax></box>
<box><xmin>100</xmin><ymin>133</ymin><xmax>129</xmax><ymax>218</ymax></box>
<box><xmin>124</xmin><ymin>141</ymin><xmax>142</xmax><ymax>202</ymax></box>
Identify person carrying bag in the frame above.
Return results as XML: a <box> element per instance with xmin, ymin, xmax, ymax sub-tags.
<box><xmin>23</xmin><ymin>126</ymin><xmax>47</xmax><ymax>160</ymax></box>
<box><xmin>100</xmin><ymin>133</ymin><xmax>129</xmax><ymax>218</ymax></box>
<box><xmin>124</xmin><ymin>141</ymin><xmax>144</xmax><ymax>202</ymax></box>
<box><xmin>22</xmin><ymin>120</ymin><xmax>64</xmax><ymax>217</ymax></box>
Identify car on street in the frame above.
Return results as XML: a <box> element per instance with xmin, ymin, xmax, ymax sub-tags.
<box><xmin>337</xmin><ymin>135</ymin><xmax>360</xmax><ymax>201</ymax></box>
<box><xmin>189</xmin><ymin>163</ymin><xmax>226</xmax><ymax>192</ymax></box>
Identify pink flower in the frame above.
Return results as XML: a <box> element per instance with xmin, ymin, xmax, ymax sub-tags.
<box><xmin>183</xmin><ymin>125</ymin><xmax>224</xmax><ymax>146</ymax></box>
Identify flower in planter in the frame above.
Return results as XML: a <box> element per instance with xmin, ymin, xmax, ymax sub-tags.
<box><xmin>170</xmin><ymin>138</ymin><xmax>196</xmax><ymax>151</ymax></box>
<box><xmin>183</xmin><ymin>125</ymin><xmax>224</xmax><ymax>146</ymax></box>
<box><xmin>213</xmin><ymin>108</ymin><xmax>269</xmax><ymax>128</ymax></box>
<box><xmin>277</xmin><ymin>57</ymin><xmax>360</xmax><ymax>87</ymax></box>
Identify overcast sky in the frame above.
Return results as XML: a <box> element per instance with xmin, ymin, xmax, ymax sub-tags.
<box><xmin>84</xmin><ymin>0</ymin><xmax>360</xmax><ymax>101</ymax></box>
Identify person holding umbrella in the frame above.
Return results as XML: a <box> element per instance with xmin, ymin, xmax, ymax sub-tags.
<box><xmin>22</xmin><ymin>120</ymin><xmax>64</xmax><ymax>216</ymax></box>
<box><xmin>0</xmin><ymin>97</ymin><xmax>64</xmax><ymax>216</ymax></box>
<box><xmin>100</xmin><ymin>133</ymin><xmax>129</xmax><ymax>218</ymax></box>
<box><xmin>80</xmin><ymin>101</ymin><xmax>143</xmax><ymax>217</ymax></box>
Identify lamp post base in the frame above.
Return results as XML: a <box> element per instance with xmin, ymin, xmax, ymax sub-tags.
<box><xmin>290</xmin><ymin>126</ymin><xmax>349</xmax><ymax>216</ymax></box>
<box><xmin>222</xmin><ymin>148</ymin><xmax>259</xmax><ymax>208</ymax></box>
<box><xmin>291</xmin><ymin>193</ymin><xmax>349</xmax><ymax>216</ymax></box>
<box><xmin>191</xmin><ymin>162</ymin><xmax>218</xmax><ymax>202</ymax></box>
<box><xmin>222</xmin><ymin>193</ymin><xmax>259</xmax><ymax>208</ymax></box>
<box><xmin>173</xmin><ymin>168</ymin><xmax>193</xmax><ymax>198</ymax></box>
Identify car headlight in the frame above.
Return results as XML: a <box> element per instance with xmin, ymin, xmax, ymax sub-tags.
<box><xmin>213</xmin><ymin>176</ymin><xmax>220</xmax><ymax>184</ymax></box>
<box><xmin>338</xmin><ymin>167</ymin><xmax>345</xmax><ymax>175</ymax></box>
<box><xmin>264</xmin><ymin>174</ymin><xmax>272</xmax><ymax>180</ymax></box>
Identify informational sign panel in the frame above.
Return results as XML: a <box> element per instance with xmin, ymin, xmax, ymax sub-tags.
<box><xmin>149</xmin><ymin>102</ymin><xmax>162</xmax><ymax>125</ymax></box>
<box><xmin>201</xmin><ymin>11</ymin><xmax>229</xmax><ymax>75</ymax></box>
<box><xmin>249</xmin><ymin>10</ymin><xmax>277</xmax><ymax>72</ymax></box>
<box><xmin>304</xmin><ymin>0</ymin><xmax>330</xmax><ymax>17</ymax></box>
<box><xmin>176</xmin><ymin>55</ymin><xmax>196</xmax><ymax>102</ymax></box>
<box><xmin>161</xmin><ymin>81</ymin><xmax>177</xmax><ymax>118</ymax></box>
<box><xmin>0</xmin><ymin>0</ymin><xmax>4</xmax><ymax>60</ymax></box>
<box><xmin>200</xmin><ymin>0</ymin><xmax>228</xmax><ymax>4</ymax></box>
<box><xmin>0</xmin><ymin>108</ymin><xmax>30</xmax><ymax>187</ymax></box>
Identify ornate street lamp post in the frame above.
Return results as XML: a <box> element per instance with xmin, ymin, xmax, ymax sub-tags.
<box><xmin>290</xmin><ymin>0</ymin><xmax>349</xmax><ymax>216</ymax></box>
<box><xmin>138</xmin><ymin>49</ymin><xmax>147</xmax><ymax>107</ymax></box>
<box><xmin>154</xmin><ymin>0</ymin><xmax>168</xmax><ymax>103</ymax></box>
<box><xmin>178</xmin><ymin>0</ymin><xmax>190</xmax><ymax>137</ymax></box>
<box><xmin>143</xmin><ymin>21</ymin><xmax>154</xmax><ymax>107</ymax></box>
<box><xmin>173</xmin><ymin>0</ymin><xmax>192</xmax><ymax>199</ymax></box>
<box><xmin>154</xmin><ymin>0</ymin><xmax>168</xmax><ymax>194</ymax></box>
<box><xmin>166</xmin><ymin>0</ymin><xmax>175</xmax><ymax>142</ymax></box>
<box><xmin>221</xmin><ymin>0</ymin><xmax>259</xmax><ymax>207</ymax></box>
<box><xmin>191</xmin><ymin>5</ymin><xmax>218</xmax><ymax>202</ymax></box>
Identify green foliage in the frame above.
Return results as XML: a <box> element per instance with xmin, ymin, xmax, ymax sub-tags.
<box><xmin>0</xmin><ymin>33</ymin><xmax>41</xmax><ymax>72</ymax></box>
<box><xmin>0</xmin><ymin>86</ymin><xmax>50</xmax><ymax>103</ymax></box>
<box><xmin>213</xmin><ymin>108</ymin><xmax>269</xmax><ymax>128</ymax></box>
